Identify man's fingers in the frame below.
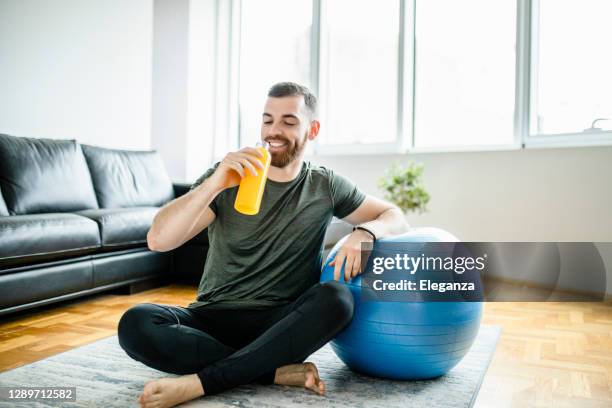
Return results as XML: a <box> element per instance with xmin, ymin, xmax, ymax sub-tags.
<box><xmin>344</xmin><ymin>255</ymin><xmax>354</xmax><ymax>282</ymax></box>
<box><xmin>333</xmin><ymin>251</ymin><xmax>346</xmax><ymax>281</ymax></box>
<box><xmin>228</xmin><ymin>151</ymin><xmax>264</xmax><ymax>172</ymax></box>
<box><xmin>343</xmin><ymin>257</ymin><xmax>351</xmax><ymax>282</ymax></box>
<box><xmin>332</xmin><ymin>246</ymin><xmax>364</xmax><ymax>282</ymax></box>
<box><xmin>242</xmin><ymin>146</ymin><xmax>264</xmax><ymax>158</ymax></box>
<box><xmin>244</xmin><ymin>154</ymin><xmax>265</xmax><ymax>170</ymax></box>
<box><xmin>228</xmin><ymin>161</ymin><xmax>245</xmax><ymax>178</ymax></box>
<box><xmin>349</xmin><ymin>255</ymin><xmax>361</xmax><ymax>279</ymax></box>
<box><xmin>238</xmin><ymin>150</ymin><xmax>265</xmax><ymax>169</ymax></box>
<box><xmin>238</xmin><ymin>158</ymin><xmax>258</xmax><ymax>176</ymax></box>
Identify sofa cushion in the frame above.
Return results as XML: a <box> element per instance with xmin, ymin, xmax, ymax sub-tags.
<box><xmin>0</xmin><ymin>188</ymin><xmax>8</xmax><ymax>216</ymax></box>
<box><xmin>0</xmin><ymin>214</ymin><xmax>101</xmax><ymax>268</ymax></box>
<box><xmin>81</xmin><ymin>145</ymin><xmax>174</xmax><ymax>208</ymax></box>
<box><xmin>0</xmin><ymin>260</ymin><xmax>93</xmax><ymax>311</ymax></box>
<box><xmin>76</xmin><ymin>207</ymin><xmax>159</xmax><ymax>249</ymax></box>
<box><xmin>0</xmin><ymin>134</ymin><xmax>99</xmax><ymax>215</ymax></box>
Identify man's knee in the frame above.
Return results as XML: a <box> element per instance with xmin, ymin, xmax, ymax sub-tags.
<box><xmin>316</xmin><ymin>281</ymin><xmax>354</xmax><ymax>327</ymax></box>
<box><xmin>117</xmin><ymin>304</ymin><xmax>155</xmax><ymax>352</ymax></box>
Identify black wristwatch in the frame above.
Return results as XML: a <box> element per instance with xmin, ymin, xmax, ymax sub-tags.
<box><xmin>353</xmin><ymin>226</ymin><xmax>377</xmax><ymax>242</ymax></box>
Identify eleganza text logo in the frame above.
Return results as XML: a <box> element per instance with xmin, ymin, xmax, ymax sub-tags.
<box><xmin>354</xmin><ymin>242</ymin><xmax>609</xmax><ymax>302</ymax></box>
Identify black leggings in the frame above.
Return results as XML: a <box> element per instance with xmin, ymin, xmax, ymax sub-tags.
<box><xmin>117</xmin><ymin>281</ymin><xmax>354</xmax><ymax>395</ymax></box>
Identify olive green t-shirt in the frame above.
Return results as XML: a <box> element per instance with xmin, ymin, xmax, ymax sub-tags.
<box><xmin>186</xmin><ymin>161</ymin><xmax>366</xmax><ymax>310</ymax></box>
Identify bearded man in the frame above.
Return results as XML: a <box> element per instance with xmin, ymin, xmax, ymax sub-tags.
<box><xmin>117</xmin><ymin>82</ymin><xmax>408</xmax><ymax>408</ymax></box>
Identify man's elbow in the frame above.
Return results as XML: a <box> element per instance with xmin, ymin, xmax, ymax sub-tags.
<box><xmin>390</xmin><ymin>206</ymin><xmax>410</xmax><ymax>233</ymax></box>
<box><xmin>147</xmin><ymin>230</ymin><xmax>167</xmax><ymax>252</ymax></box>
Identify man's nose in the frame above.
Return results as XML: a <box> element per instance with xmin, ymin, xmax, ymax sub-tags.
<box><xmin>266</xmin><ymin>123</ymin><xmax>283</xmax><ymax>137</ymax></box>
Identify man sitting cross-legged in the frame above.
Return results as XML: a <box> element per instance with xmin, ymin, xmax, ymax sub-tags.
<box><xmin>117</xmin><ymin>82</ymin><xmax>409</xmax><ymax>408</ymax></box>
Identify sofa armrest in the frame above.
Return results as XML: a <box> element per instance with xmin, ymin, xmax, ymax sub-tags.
<box><xmin>320</xmin><ymin>217</ymin><xmax>353</xmax><ymax>264</ymax></box>
<box><xmin>173</xmin><ymin>182</ymin><xmax>192</xmax><ymax>198</ymax></box>
<box><xmin>170</xmin><ymin>182</ymin><xmax>209</xmax><ymax>245</ymax></box>
<box><xmin>324</xmin><ymin>217</ymin><xmax>353</xmax><ymax>250</ymax></box>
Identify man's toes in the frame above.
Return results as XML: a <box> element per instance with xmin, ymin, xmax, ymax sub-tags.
<box><xmin>147</xmin><ymin>393</ymin><xmax>162</xmax><ymax>402</ymax></box>
<box><xmin>145</xmin><ymin>394</ymin><xmax>164</xmax><ymax>408</ymax></box>
<box><xmin>143</xmin><ymin>382</ymin><xmax>153</xmax><ymax>396</ymax></box>
<box><xmin>305</xmin><ymin>373</ymin><xmax>316</xmax><ymax>389</ymax></box>
<box><xmin>304</xmin><ymin>371</ymin><xmax>325</xmax><ymax>395</ymax></box>
<box><xmin>141</xmin><ymin>381</ymin><xmax>163</xmax><ymax>406</ymax></box>
<box><xmin>318</xmin><ymin>379</ymin><xmax>326</xmax><ymax>395</ymax></box>
<box><xmin>145</xmin><ymin>380</ymin><xmax>162</xmax><ymax>396</ymax></box>
<box><xmin>143</xmin><ymin>400</ymin><xmax>160</xmax><ymax>408</ymax></box>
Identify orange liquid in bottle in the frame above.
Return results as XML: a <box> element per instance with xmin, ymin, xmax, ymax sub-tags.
<box><xmin>234</xmin><ymin>144</ymin><xmax>271</xmax><ymax>215</ymax></box>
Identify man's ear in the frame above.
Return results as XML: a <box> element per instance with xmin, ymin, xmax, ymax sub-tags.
<box><xmin>308</xmin><ymin>120</ymin><xmax>320</xmax><ymax>140</ymax></box>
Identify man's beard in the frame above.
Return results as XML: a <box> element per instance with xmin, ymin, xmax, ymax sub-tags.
<box><xmin>268</xmin><ymin>133</ymin><xmax>308</xmax><ymax>168</ymax></box>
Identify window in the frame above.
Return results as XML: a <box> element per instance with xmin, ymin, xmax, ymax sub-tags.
<box><xmin>530</xmin><ymin>0</ymin><xmax>612</xmax><ymax>136</ymax></box>
<box><xmin>414</xmin><ymin>0</ymin><xmax>517</xmax><ymax>148</ymax></box>
<box><xmin>317</xmin><ymin>0</ymin><xmax>401</xmax><ymax>148</ymax></box>
<box><xmin>238</xmin><ymin>0</ymin><xmax>312</xmax><ymax>147</ymax></box>
<box><xmin>231</xmin><ymin>0</ymin><xmax>612</xmax><ymax>154</ymax></box>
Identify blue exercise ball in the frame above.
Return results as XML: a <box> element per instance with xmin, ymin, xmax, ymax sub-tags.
<box><xmin>320</xmin><ymin>227</ymin><xmax>483</xmax><ymax>380</ymax></box>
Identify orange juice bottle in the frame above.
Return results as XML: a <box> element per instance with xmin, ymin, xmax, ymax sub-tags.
<box><xmin>234</xmin><ymin>141</ymin><xmax>271</xmax><ymax>215</ymax></box>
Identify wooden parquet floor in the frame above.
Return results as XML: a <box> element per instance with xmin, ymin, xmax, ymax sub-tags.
<box><xmin>476</xmin><ymin>302</ymin><xmax>612</xmax><ymax>407</ymax></box>
<box><xmin>0</xmin><ymin>284</ymin><xmax>610</xmax><ymax>408</ymax></box>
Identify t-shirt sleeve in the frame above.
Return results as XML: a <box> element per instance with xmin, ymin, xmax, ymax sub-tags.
<box><xmin>190</xmin><ymin>162</ymin><xmax>221</xmax><ymax>214</ymax></box>
<box><xmin>328</xmin><ymin>168</ymin><xmax>367</xmax><ymax>219</ymax></box>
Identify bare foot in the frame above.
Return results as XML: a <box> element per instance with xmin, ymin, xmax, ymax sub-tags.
<box><xmin>137</xmin><ymin>374</ymin><xmax>204</xmax><ymax>408</ymax></box>
<box><xmin>273</xmin><ymin>362</ymin><xmax>326</xmax><ymax>395</ymax></box>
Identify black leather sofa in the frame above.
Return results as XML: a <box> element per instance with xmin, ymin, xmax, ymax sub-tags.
<box><xmin>0</xmin><ymin>133</ymin><xmax>352</xmax><ymax>317</ymax></box>
<box><xmin>0</xmin><ymin>134</ymin><xmax>197</xmax><ymax>316</ymax></box>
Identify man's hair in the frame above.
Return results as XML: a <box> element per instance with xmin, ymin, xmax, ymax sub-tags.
<box><xmin>267</xmin><ymin>82</ymin><xmax>317</xmax><ymax>118</ymax></box>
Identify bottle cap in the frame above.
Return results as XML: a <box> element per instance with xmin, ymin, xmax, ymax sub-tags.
<box><xmin>256</xmin><ymin>140</ymin><xmax>270</xmax><ymax>150</ymax></box>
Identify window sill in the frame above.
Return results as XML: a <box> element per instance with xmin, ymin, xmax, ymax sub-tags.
<box><xmin>308</xmin><ymin>133</ymin><xmax>612</xmax><ymax>156</ymax></box>
<box><xmin>525</xmin><ymin>131</ymin><xmax>612</xmax><ymax>149</ymax></box>
<box><xmin>309</xmin><ymin>142</ymin><xmax>522</xmax><ymax>156</ymax></box>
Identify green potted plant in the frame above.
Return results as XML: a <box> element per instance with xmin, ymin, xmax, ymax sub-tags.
<box><xmin>378</xmin><ymin>161</ymin><xmax>430</xmax><ymax>214</ymax></box>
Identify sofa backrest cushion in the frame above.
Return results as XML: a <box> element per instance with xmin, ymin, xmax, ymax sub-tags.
<box><xmin>0</xmin><ymin>187</ymin><xmax>8</xmax><ymax>216</ymax></box>
<box><xmin>0</xmin><ymin>134</ymin><xmax>99</xmax><ymax>215</ymax></box>
<box><xmin>81</xmin><ymin>144</ymin><xmax>174</xmax><ymax>208</ymax></box>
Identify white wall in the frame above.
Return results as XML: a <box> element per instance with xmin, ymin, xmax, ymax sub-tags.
<box><xmin>185</xmin><ymin>0</ymin><xmax>217</xmax><ymax>181</ymax></box>
<box><xmin>151</xmin><ymin>0</ymin><xmax>189</xmax><ymax>180</ymax></box>
<box><xmin>0</xmin><ymin>0</ymin><xmax>153</xmax><ymax>150</ymax></box>
<box><xmin>151</xmin><ymin>0</ymin><xmax>217</xmax><ymax>181</ymax></box>
<box><xmin>312</xmin><ymin>145</ymin><xmax>612</xmax><ymax>242</ymax></box>
<box><xmin>0</xmin><ymin>0</ymin><xmax>219</xmax><ymax>179</ymax></box>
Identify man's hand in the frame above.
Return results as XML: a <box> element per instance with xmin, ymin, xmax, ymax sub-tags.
<box><xmin>210</xmin><ymin>147</ymin><xmax>265</xmax><ymax>191</ymax></box>
<box><xmin>329</xmin><ymin>229</ymin><xmax>374</xmax><ymax>282</ymax></box>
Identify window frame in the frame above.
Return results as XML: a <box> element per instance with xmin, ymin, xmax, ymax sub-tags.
<box><xmin>212</xmin><ymin>0</ymin><xmax>241</xmax><ymax>163</ymax></box>
<box><xmin>312</xmin><ymin>0</ymin><xmax>408</xmax><ymax>155</ymax></box>
<box><xmin>226</xmin><ymin>0</ymin><xmax>612</xmax><ymax>156</ymax></box>
<box><xmin>525</xmin><ymin>0</ymin><xmax>612</xmax><ymax>149</ymax></box>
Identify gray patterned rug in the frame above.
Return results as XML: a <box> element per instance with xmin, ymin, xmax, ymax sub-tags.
<box><xmin>0</xmin><ymin>325</ymin><xmax>500</xmax><ymax>408</ymax></box>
